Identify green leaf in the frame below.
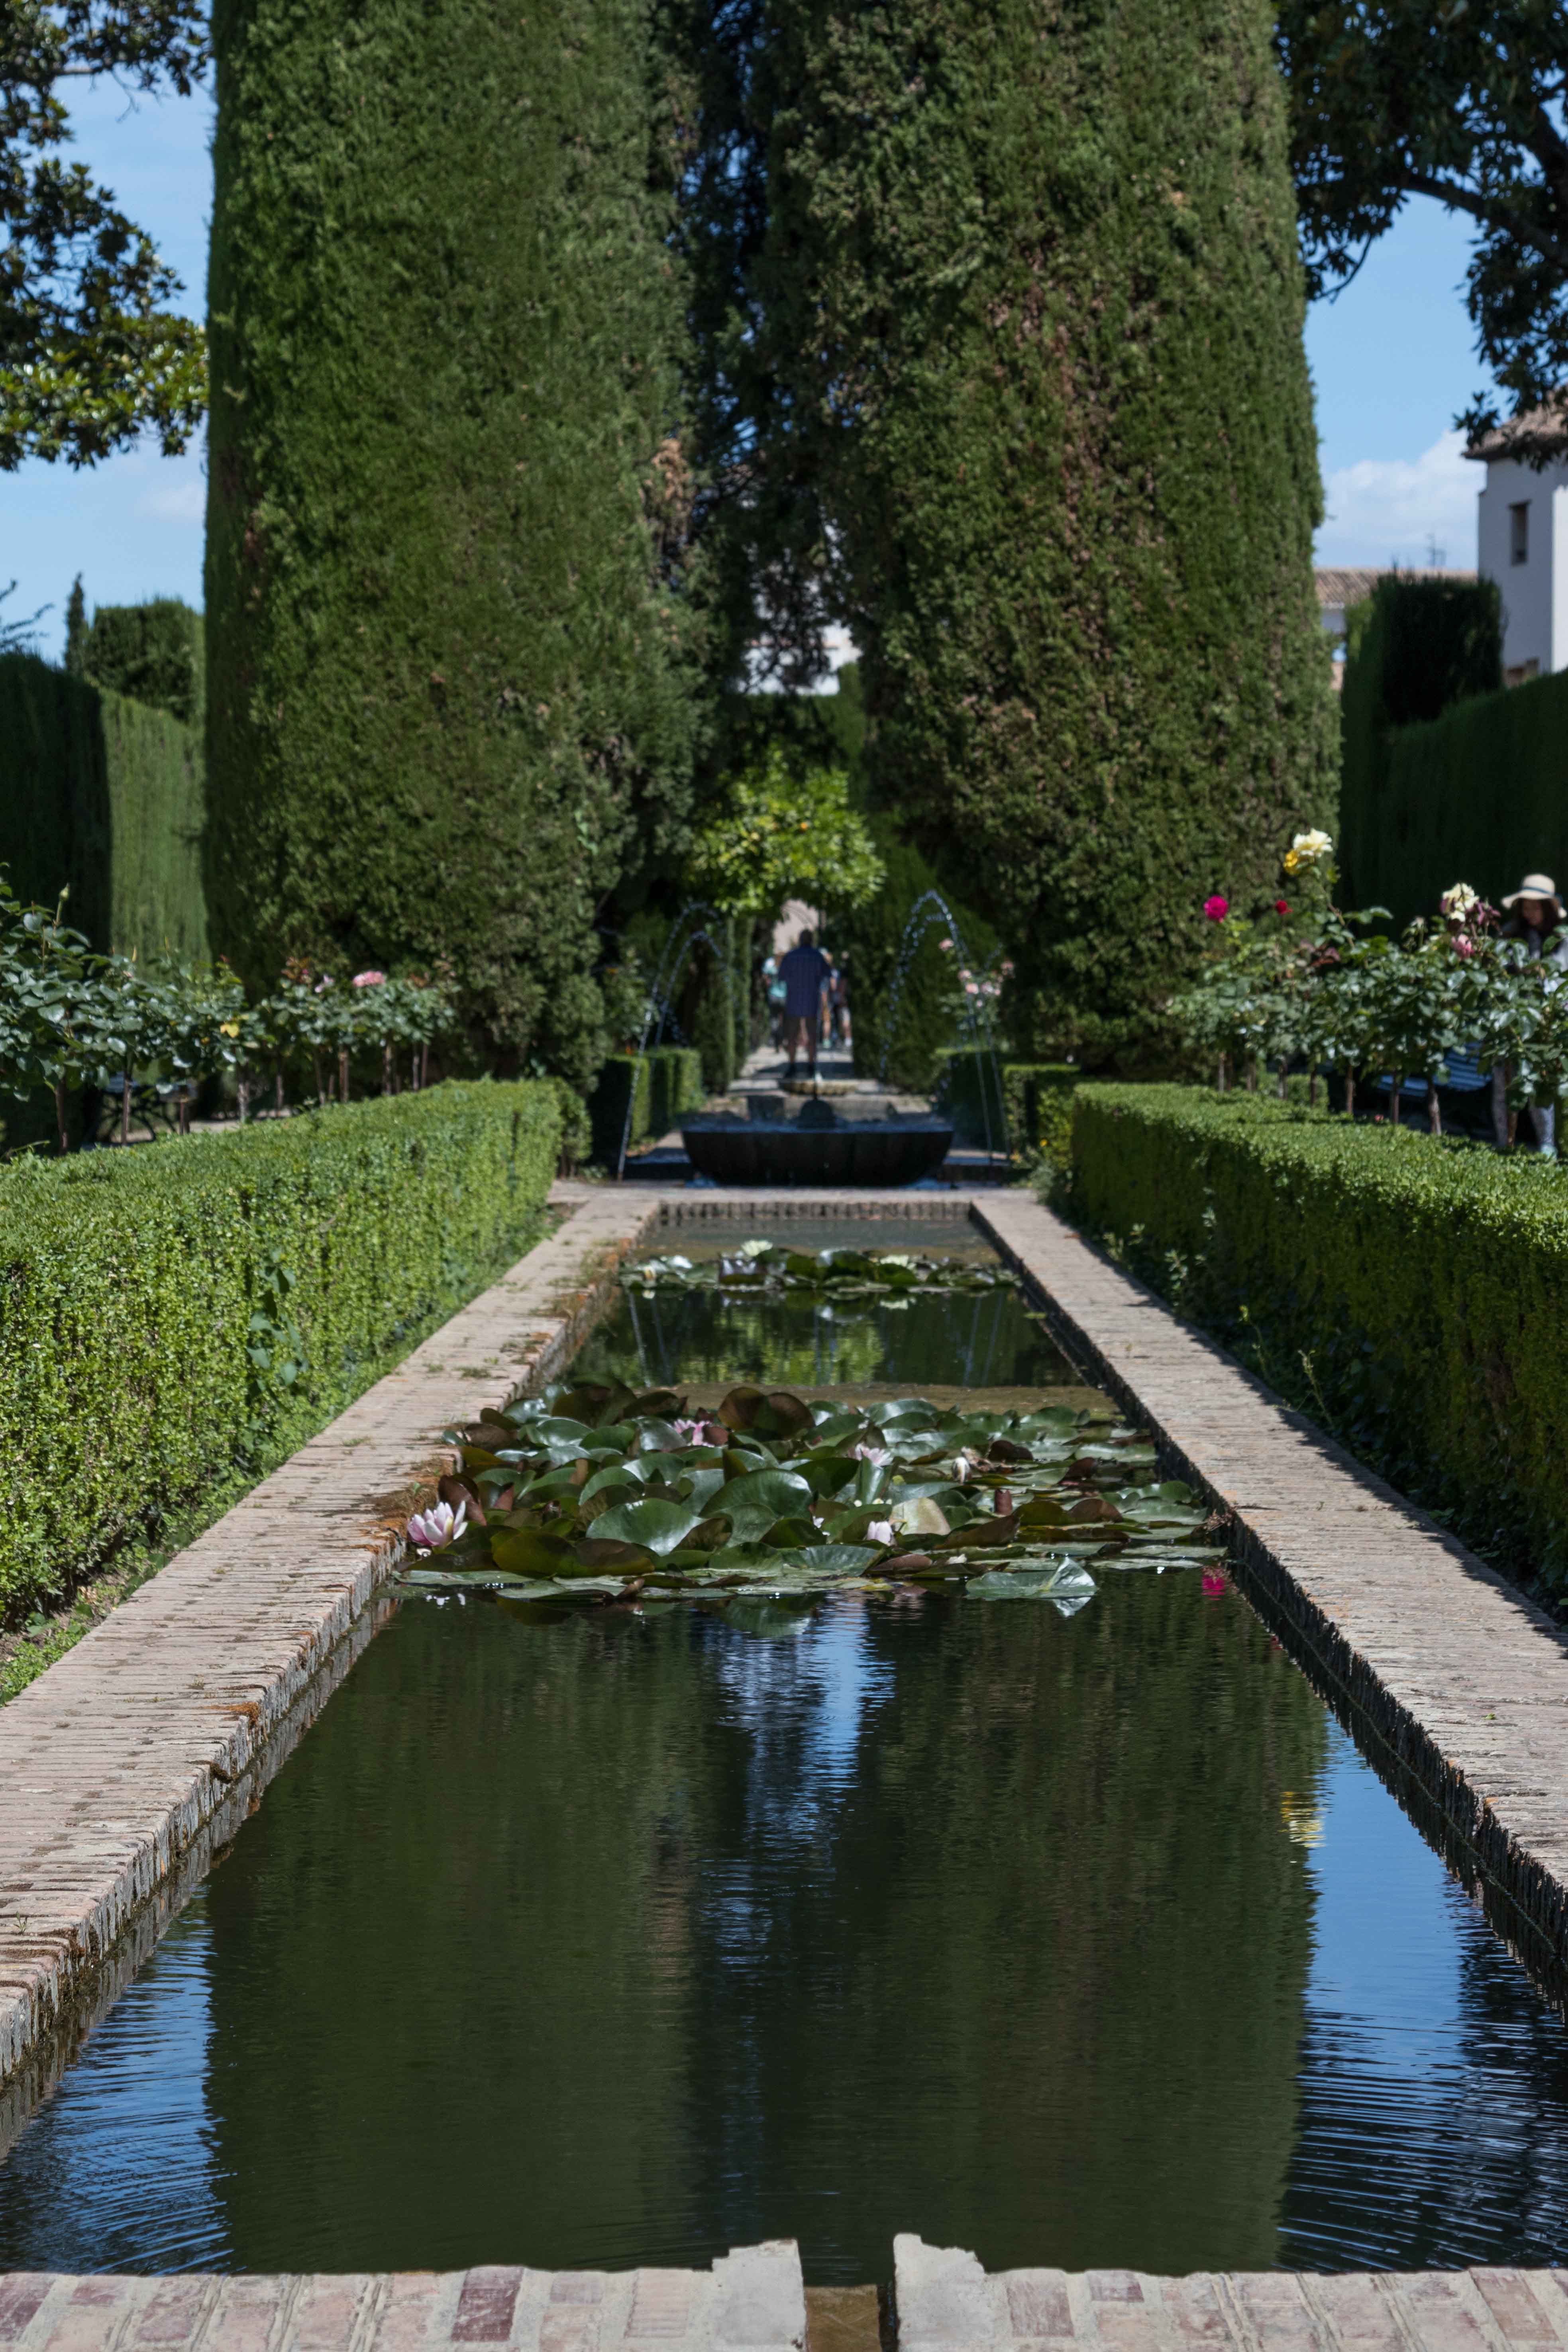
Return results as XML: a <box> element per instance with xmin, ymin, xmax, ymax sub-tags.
<box><xmin>589</xmin><ymin>1496</ymin><xmax>703</xmax><ymax>1556</ymax></box>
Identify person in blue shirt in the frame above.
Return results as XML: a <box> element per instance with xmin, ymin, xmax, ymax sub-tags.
<box><xmin>777</xmin><ymin>929</ymin><xmax>830</xmax><ymax>1079</ymax></box>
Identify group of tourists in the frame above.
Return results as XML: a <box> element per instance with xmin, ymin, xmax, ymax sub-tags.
<box><xmin>763</xmin><ymin>931</ymin><xmax>851</xmax><ymax>1079</ymax></box>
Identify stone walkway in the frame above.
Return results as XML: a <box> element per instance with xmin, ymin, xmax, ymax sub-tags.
<box><xmin>0</xmin><ymin>2242</ymin><xmax>807</xmax><ymax>2352</ymax></box>
<box><xmin>9</xmin><ymin>1185</ymin><xmax>1568</xmax><ymax>2313</ymax></box>
<box><xmin>7</xmin><ymin>2242</ymin><xmax>1568</xmax><ymax>2352</ymax></box>
<box><xmin>895</xmin><ymin>2239</ymin><xmax>1568</xmax><ymax>2352</ymax></box>
<box><xmin>975</xmin><ymin>1195</ymin><xmax>1568</xmax><ymax>1971</ymax></box>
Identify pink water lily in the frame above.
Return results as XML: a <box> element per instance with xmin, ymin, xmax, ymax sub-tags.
<box><xmin>408</xmin><ymin>1498</ymin><xmax>467</xmax><ymax>1553</ymax></box>
<box><xmin>1201</xmin><ymin>1570</ymin><xmax>1228</xmax><ymax>1597</ymax></box>
<box><xmin>671</xmin><ymin>1417</ymin><xmax>728</xmax><ymax>1447</ymax></box>
<box><xmin>849</xmin><ymin>1442</ymin><xmax>891</xmax><ymax>1465</ymax></box>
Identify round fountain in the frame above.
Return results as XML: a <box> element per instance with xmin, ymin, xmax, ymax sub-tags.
<box><xmin>681</xmin><ymin>1086</ymin><xmax>953</xmax><ymax>1186</ymax></box>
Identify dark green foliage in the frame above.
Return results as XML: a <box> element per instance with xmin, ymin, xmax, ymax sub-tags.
<box><xmin>687</xmin><ymin>0</ymin><xmax>1334</xmax><ymax>1066</ymax></box>
<box><xmin>84</xmin><ymin>596</ymin><xmax>204</xmax><ymax>728</ymax></box>
<box><xmin>940</xmin><ymin>1052</ymin><xmax>1078</xmax><ymax>1163</ymax></box>
<box><xmin>1338</xmin><ymin>573</ymin><xmax>1502</xmax><ymax>914</ymax></box>
<box><xmin>834</xmin><ymin>819</ymin><xmax>997</xmax><ymax>1093</ymax></box>
<box><xmin>1069</xmin><ymin>1084</ymin><xmax>1568</xmax><ymax>1592</ymax></box>
<box><xmin>588</xmin><ymin>1046</ymin><xmax>705</xmax><ymax>1165</ymax></box>
<box><xmin>1342</xmin><ymin>657</ymin><xmax>1562</xmax><ymax>932</ymax></box>
<box><xmin>205</xmin><ymin>0</ymin><xmax>703</xmax><ymax>1089</ymax></box>
<box><xmin>0</xmin><ymin>1080</ymin><xmax>560</xmax><ymax>1622</ymax></box>
<box><xmin>0</xmin><ymin>651</ymin><xmax>206</xmax><ymax>961</ymax></box>
<box><xmin>0</xmin><ymin>0</ymin><xmax>208</xmax><ymax>468</ymax></box>
<box><xmin>63</xmin><ymin>577</ymin><xmax>86</xmax><ymax>677</ymax></box>
<box><xmin>1276</xmin><ymin>1</ymin><xmax>1568</xmax><ymax>436</ymax></box>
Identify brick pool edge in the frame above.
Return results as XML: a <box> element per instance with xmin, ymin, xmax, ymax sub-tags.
<box><xmin>975</xmin><ymin>1193</ymin><xmax>1568</xmax><ymax>1987</ymax></box>
<box><xmin>8</xmin><ymin>1183</ymin><xmax>1568</xmax><ymax>2329</ymax></box>
<box><xmin>0</xmin><ymin>1183</ymin><xmax>665</xmax><ymax>2116</ymax></box>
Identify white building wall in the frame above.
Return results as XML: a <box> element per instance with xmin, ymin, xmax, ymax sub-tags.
<box><xmin>1476</xmin><ymin>452</ymin><xmax>1568</xmax><ymax>676</ymax></box>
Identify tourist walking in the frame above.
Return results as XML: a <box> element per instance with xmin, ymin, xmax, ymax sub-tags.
<box><xmin>1492</xmin><ymin>874</ymin><xmax>1568</xmax><ymax>1153</ymax></box>
<box><xmin>829</xmin><ymin>960</ymin><xmax>852</xmax><ymax>1051</ymax></box>
<box><xmin>777</xmin><ymin>929</ymin><xmax>831</xmax><ymax>1080</ymax></box>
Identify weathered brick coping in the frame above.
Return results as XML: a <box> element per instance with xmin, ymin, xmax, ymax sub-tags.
<box><xmin>0</xmin><ymin>1185</ymin><xmax>665</xmax><ymax>2099</ymax></box>
<box><xmin>0</xmin><ymin>2241</ymin><xmax>808</xmax><ymax>2351</ymax></box>
<box><xmin>895</xmin><ymin>2237</ymin><xmax>1568</xmax><ymax>2352</ymax></box>
<box><xmin>974</xmin><ymin>1196</ymin><xmax>1568</xmax><ymax>1981</ymax></box>
<box><xmin>2</xmin><ymin>2246</ymin><xmax>1562</xmax><ymax>2352</ymax></box>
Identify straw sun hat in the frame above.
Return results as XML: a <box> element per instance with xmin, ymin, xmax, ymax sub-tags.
<box><xmin>1503</xmin><ymin>873</ymin><xmax>1565</xmax><ymax>914</ymax></box>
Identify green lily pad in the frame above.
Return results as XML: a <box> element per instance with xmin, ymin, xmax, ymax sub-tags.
<box><xmin>589</xmin><ymin>1496</ymin><xmax>703</xmax><ymax>1556</ymax></box>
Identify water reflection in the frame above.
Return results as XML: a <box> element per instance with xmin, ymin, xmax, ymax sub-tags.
<box><xmin>5</xmin><ymin>1586</ymin><xmax>1568</xmax><ymax>2279</ymax></box>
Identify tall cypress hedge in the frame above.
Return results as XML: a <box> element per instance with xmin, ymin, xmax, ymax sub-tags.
<box><xmin>206</xmin><ymin>0</ymin><xmax>703</xmax><ymax>1087</ymax></box>
<box><xmin>1338</xmin><ymin>574</ymin><xmax>1504</xmax><ymax>916</ymax></box>
<box><xmin>0</xmin><ymin>653</ymin><xmax>207</xmax><ymax>962</ymax></box>
<box><xmin>699</xmin><ymin>0</ymin><xmax>1336</xmax><ymax>1067</ymax></box>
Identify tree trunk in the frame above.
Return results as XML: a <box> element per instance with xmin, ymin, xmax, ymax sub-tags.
<box><xmin>1246</xmin><ymin>1059</ymin><xmax>1258</xmax><ymax>1092</ymax></box>
<box><xmin>1428</xmin><ymin>1086</ymin><xmax>1442</xmax><ymax>1136</ymax></box>
<box><xmin>121</xmin><ymin>1064</ymin><xmax>131</xmax><ymax>1148</ymax></box>
<box><xmin>275</xmin><ymin>1066</ymin><xmax>285</xmax><ymax>1117</ymax></box>
<box><xmin>383</xmin><ymin>1042</ymin><xmax>394</xmax><ymax>1095</ymax></box>
<box><xmin>1217</xmin><ymin>1054</ymin><xmax>1228</xmax><ymax>1094</ymax></box>
<box><xmin>1509</xmin><ymin>1107</ymin><xmax>1520</xmax><ymax>1149</ymax></box>
<box><xmin>237</xmin><ymin>1073</ymin><xmax>250</xmax><ymax>1125</ymax></box>
<box><xmin>54</xmin><ymin>1076</ymin><xmax>69</xmax><ymax>1156</ymax></box>
<box><xmin>1309</xmin><ymin>1072</ymin><xmax>1319</xmax><ymax>1111</ymax></box>
<box><xmin>338</xmin><ymin>1046</ymin><xmax>351</xmax><ymax>1104</ymax></box>
<box><xmin>420</xmin><ymin>1041</ymin><xmax>430</xmax><ymax>1091</ymax></box>
<box><xmin>1344</xmin><ymin>1072</ymin><xmax>1356</xmax><ymax>1119</ymax></box>
<box><xmin>1275</xmin><ymin>1060</ymin><xmax>1287</xmax><ymax>1100</ymax></box>
<box><xmin>1390</xmin><ymin>1078</ymin><xmax>1403</xmax><ymax>1127</ymax></box>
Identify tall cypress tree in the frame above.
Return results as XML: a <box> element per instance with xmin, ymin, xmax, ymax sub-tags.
<box><xmin>206</xmin><ymin>0</ymin><xmax>703</xmax><ymax>1083</ymax></box>
<box><xmin>689</xmin><ymin>0</ymin><xmax>1336</xmax><ymax>1064</ymax></box>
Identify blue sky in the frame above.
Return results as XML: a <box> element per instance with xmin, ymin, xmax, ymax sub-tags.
<box><xmin>2</xmin><ymin>77</ymin><xmax>1500</xmax><ymax>662</ymax></box>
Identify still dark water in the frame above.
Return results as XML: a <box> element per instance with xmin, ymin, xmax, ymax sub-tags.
<box><xmin>571</xmin><ymin>1229</ymin><xmax>1074</xmax><ymax>1395</ymax></box>
<box><xmin>5</xmin><ymin>1589</ymin><xmax>1568</xmax><ymax>2278</ymax></box>
<box><xmin>5</xmin><ymin>1243</ymin><xmax>1568</xmax><ymax>2278</ymax></box>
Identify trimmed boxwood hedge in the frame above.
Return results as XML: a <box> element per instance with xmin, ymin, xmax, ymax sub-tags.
<box><xmin>1069</xmin><ymin>1085</ymin><xmax>1568</xmax><ymax>1590</ymax></box>
<box><xmin>938</xmin><ymin>1053</ymin><xmax>1079</xmax><ymax>1164</ymax></box>
<box><xmin>588</xmin><ymin>1047</ymin><xmax>705</xmax><ymax>1166</ymax></box>
<box><xmin>0</xmin><ymin>1080</ymin><xmax>560</xmax><ymax>1623</ymax></box>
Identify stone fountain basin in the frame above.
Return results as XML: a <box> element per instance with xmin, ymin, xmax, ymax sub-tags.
<box><xmin>681</xmin><ymin>1107</ymin><xmax>953</xmax><ymax>1187</ymax></box>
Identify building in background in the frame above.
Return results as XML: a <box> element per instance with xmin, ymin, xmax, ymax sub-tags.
<box><xmin>1466</xmin><ymin>406</ymin><xmax>1568</xmax><ymax>684</ymax></box>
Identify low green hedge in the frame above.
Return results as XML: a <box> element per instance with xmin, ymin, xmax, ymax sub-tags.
<box><xmin>588</xmin><ymin>1047</ymin><xmax>705</xmax><ymax>1165</ymax></box>
<box><xmin>938</xmin><ymin>1052</ymin><xmax>1079</xmax><ymax>1162</ymax></box>
<box><xmin>0</xmin><ymin>1080</ymin><xmax>560</xmax><ymax>1622</ymax></box>
<box><xmin>1069</xmin><ymin>1084</ymin><xmax>1568</xmax><ymax>1590</ymax></box>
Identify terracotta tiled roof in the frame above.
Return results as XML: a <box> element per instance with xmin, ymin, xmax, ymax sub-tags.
<box><xmin>1315</xmin><ymin>566</ymin><xmax>1474</xmax><ymax>611</ymax></box>
<box><xmin>1464</xmin><ymin>398</ymin><xmax>1568</xmax><ymax>459</ymax></box>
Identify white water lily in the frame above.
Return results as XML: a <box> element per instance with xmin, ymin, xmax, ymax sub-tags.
<box><xmin>408</xmin><ymin>1498</ymin><xmax>466</xmax><ymax>1553</ymax></box>
<box><xmin>865</xmin><ymin>1520</ymin><xmax>896</xmax><ymax>1545</ymax></box>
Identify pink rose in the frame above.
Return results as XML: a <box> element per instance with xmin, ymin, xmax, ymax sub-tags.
<box><xmin>353</xmin><ymin>970</ymin><xmax>387</xmax><ymax>988</ymax></box>
<box><xmin>1203</xmin><ymin>895</ymin><xmax>1228</xmax><ymax>922</ymax></box>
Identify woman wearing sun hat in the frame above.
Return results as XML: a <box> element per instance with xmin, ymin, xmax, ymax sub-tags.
<box><xmin>1492</xmin><ymin>875</ymin><xmax>1568</xmax><ymax>1152</ymax></box>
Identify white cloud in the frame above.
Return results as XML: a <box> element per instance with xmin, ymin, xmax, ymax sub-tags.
<box><xmin>1317</xmin><ymin>428</ymin><xmax>1478</xmax><ymax>572</ymax></box>
<box><xmin>135</xmin><ymin>475</ymin><xmax>205</xmax><ymax>524</ymax></box>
